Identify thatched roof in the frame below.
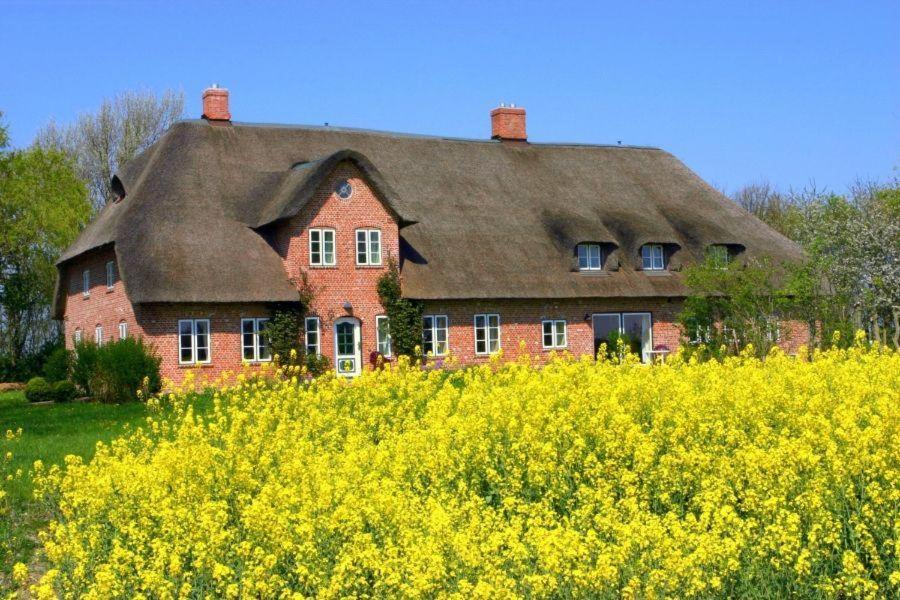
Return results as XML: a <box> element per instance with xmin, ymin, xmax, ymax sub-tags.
<box><xmin>53</xmin><ymin>119</ymin><xmax>803</xmax><ymax>317</ymax></box>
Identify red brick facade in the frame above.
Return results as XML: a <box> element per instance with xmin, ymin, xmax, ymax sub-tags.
<box><xmin>60</xmin><ymin>159</ymin><xmax>808</xmax><ymax>383</ymax></box>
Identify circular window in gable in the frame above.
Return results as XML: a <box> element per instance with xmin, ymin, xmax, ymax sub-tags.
<box><xmin>335</xmin><ymin>179</ymin><xmax>353</xmax><ymax>200</ymax></box>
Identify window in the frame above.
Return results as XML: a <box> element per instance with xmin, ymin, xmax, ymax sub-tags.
<box><xmin>422</xmin><ymin>315</ymin><xmax>448</xmax><ymax>356</ymax></box>
<box><xmin>474</xmin><ymin>314</ymin><xmax>500</xmax><ymax>355</ymax></box>
<box><xmin>707</xmin><ymin>245</ymin><xmax>730</xmax><ymax>268</ymax></box>
<box><xmin>241</xmin><ymin>318</ymin><xmax>271</xmax><ymax>362</ymax></box>
<box><xmin>577</xmin><ymin>244</ymin><xmax>603</xmax><ymax>271</ymax></box>
<box><xmin>376</xmin><ymin>315</ymin><xmax>391</xmax><ymax>357</ymax></box>
<box><xmin>766</xmin><ymin>318</ymin><xmax>781</xmax><ymax>343</ymax></box>
<box><xmin>335</xmin><ymin>179</ymin><xmax>353</xmax><ymax>200</ymax></box>
<box><xmin>356</xmin><ymin>229</ymin><xmax>382</xmax><ymax>265</ymax></box>
<box><xmin>309</xmin><ymin>228</ymin><xmax>336</xmax><ymax>266</ymax></box>
<box><xmin>305</xmin><ymin>317</ymin><xmax>320</xmax><ymax>356</ymax></box>
<box><xmin>106</xmin><ymin>261</ymin><xmax>116</xmax><ymax>289</ymax></box>
<box><xmin>118</xmin><ymin>321</ymin><xmax>128</xmax><ymax>340</ymax></box>
<box><xmin>94</xmin><ymin>325</ymin><xmax>103</xmax><ymax>346</ymax></box>
<box><xmin>178</xmin><ymin>319</ymin><xmax>211</xmax><ymax>365</ymax></box>
<box><xmin>641</xmin><ymin>244</ymin><xmax>665</xmax><ymax>270</ymax></box>
<box><xmin>592</xmin><ymin>312</ymin><xmax>653</xmax><ymax>363</ymax></box>
<box><xmin>82</xmin><ymin>270</ymin><xmax>90</xmax><ymax>297</ymax></box>
<box><xmin>542</xmin><ymin>320</ymin><xmax>567</xmax><ymax>349</ymax></box>
<box><xmin>74</xmin><ymin>328</ymin><xmax>82</xmax><ymax>344</ymax></box>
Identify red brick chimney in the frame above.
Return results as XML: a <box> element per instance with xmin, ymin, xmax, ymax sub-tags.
<box><xmin>490</xmin><ymin>104</ymin><xmax>526</xmax><ymax>142</ymax></box>
<box><xmin>202</xmin><ymin>84</ymin><xmax>231</xmax><ymax>122</ymax></box>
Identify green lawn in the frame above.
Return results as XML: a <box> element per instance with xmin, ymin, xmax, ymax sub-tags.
<box><xmin>0</xmin><ymin>389</ymin><xmax>211</xmax><ymax>589</ymax></box>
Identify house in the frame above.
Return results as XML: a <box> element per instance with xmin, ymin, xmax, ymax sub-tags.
<box><xmin>53</xmin><ymin>87</ymin><xmax>806</xmax><ymax>381</ymax></box>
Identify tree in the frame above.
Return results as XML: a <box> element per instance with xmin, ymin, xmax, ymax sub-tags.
<box><xmin>728</xmin><ymin>180</ymin><xmax>899</xmax><ymax>348</ymax></box>
<box><xmin>0</xmin><ymin>113</ymin><xmax>91</xmax><ymax>365</ymax></box>
<box><xmin>678</xmin><ymin>256</ymin><xmax>794</xmax><ymax>358</ymax></box>
<box><xmin>35</xmin><ymin>89</ymin><xmax>184</xmax><ymax>209</ymax></box>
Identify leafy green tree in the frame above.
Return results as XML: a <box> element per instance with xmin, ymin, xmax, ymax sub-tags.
<box><xmin>678</xmin><ymin>256</ymin><xmax>794</xmax><ymax>358</ymax></box>
<box><xmin>0</xmin><ymin>112</ymin><xmax>91</xmax><ymax>365</ymax></box>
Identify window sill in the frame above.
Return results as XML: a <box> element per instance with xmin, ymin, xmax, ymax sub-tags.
<box><xmin>178</xmin><ymin>363</ymin><xmax>214</xmax><ymax>369</ymax></box>
<box><xmin>542</xmin><ymin>347</ymin><xmax>568</xmax><ymax>352</ymax></box>
<box><xmin>308</xmin><ymin>265</ymin><xmax>338</xmax><ymax>270</ymax></box>
<box><xmin>106</xmin><ymin>288</ymin><xmax>115</xmax><ymax>293</ymax></box>
<box><xmin>577</xmin><ymin>270</ymin><xmax>609</xmax><ymax>277</ymax></box>
<box><xmin>642</xmin><ymin>270</ymin><xmax>671</xmax><ymax>276</ymax></box>
<box><xmin>242</xmin><ymin>361</ymin><xmax>273</xmax><ymax>365</ymax></box>
<box><xmin>355</xmin><ymin>265</ymin><xmax>385</xmax><ymax>269</ymax></box>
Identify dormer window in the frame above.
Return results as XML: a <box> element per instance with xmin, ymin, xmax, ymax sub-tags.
<box><xmin>707</xmin><ymin>244</ymin><xmax>731</xmax><ymax>268</ymax></box>
<box><xmin>641</xmin><ymin>244</ymin><xmax>665</xmax><ymax>270</ymax></box>
<box><xmin>577</xmin><ymin>243</ymin><xmax>603</xmax><ymax>271</ymax></box>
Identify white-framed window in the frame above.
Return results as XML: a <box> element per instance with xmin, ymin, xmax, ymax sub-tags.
<box><xmin>422</xmin><ymin>315</ymin><xmax>448</xmax><ymax>356</ymax></box>
<box><xmin>305</xmin><ymin>317</ymin><xmax>320</xmax><ymax>356</ymax></box>
<box><xmin>690</xmin><ymin>324</ymin><xmax>712</xmax><ymax>344</ymax></box>
<box><xmin>356</xmin><ymin>229</ymin><xmax>382</xmax><ymax>266</ymax></box>
<box><xmin>542</xmin><ymin>319</ymin><xmax>567</xmax><ymax>349</ymax></box>
<box><xmin>118</xmin><ymin>321</ymin><xmax>128</xmax><ymax>340</ymax></box>
<box><xmin>82</xmin><ymin>269</ymin><xmax>90</xmax><ymax>297</ymax></box>
<box><xmin>241</xmin><ymin>318</ymin><xmax>271</xmax><ymax>362</ymax></box>
<box><xmin>73</xmin><ymin>328</ymin><xmax>82</xmax><ymax>344</ymax></box>
<box><xmin>309</xmin><ymin>228</ymin><xmax>336</xmax><ymax>266</ymax></box>
<box><xmin>178</xmin><ymin>319</ymin><xmax>211</xmax><ymax>365</ymax></box>
<box><xmin>474</xmin><ymin>313</ymin><xmax>500</xmax><ymax>355</ymax></box>
<box><xmin>577</xmin><ymin>244</ymin><xmax>602</xmax><ymax>271</ymax></box>
<box><xmin>94</xmin><ymin>325</ymin><xmax>103</xmax><ymax>346</ymax></box>
<box><xmin>641</xmin><ymin>244</ymin><xmax>665</xmax><ymax>270</ymax></box>
<box><xmin>106</xmin><ymin>261</ymin><xmax>116</xmax><ymax>289</ymax></box>
<box><xmin>375</xmin><ymin>315</ymin><xmax>392</xmax><ymax>357</ymax></box>
<box><xmin>766</xmin><ymin>317</ymin><xmax>781</xmax><ymax>343</ymax></box>
<box><xmin>707</xmin><ymin>245</ymin><xmax>731</xmax><ymax>269</ymax></box>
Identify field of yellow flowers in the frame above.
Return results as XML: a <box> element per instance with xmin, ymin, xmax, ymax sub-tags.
<box><xmin>23</xmin><ymin>341</ymin><xmax>900</xmax><ymax>599</ymax></box>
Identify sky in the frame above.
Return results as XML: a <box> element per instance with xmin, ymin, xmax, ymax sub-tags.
<box><xmin>1</xmin><ymin>1</ymin><xmax>897</xmax><ymax>194</ymax></box>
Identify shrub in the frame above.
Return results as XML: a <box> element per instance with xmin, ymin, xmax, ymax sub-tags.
<box><xmin>42</xmin><ymin>346</ymin><xmax>72</xmax><ymax>382</ymax></box>
<box><xmin>31</xmin><ymin>342</ymin><xmax>900</xmax><ymax>598</ymax></box>
<box><xmin>51</xmin><ymin>380</ymin><xmax>77</xmax><ymax>403</ymax></box>
<box><xmin>24</xmin><ymin>376</ymin><xmax>53</xmax><ymax>403</ymax></box>
<box><xmin>377</xmin><ymin>259</ymin><xmax>424</xmax><ymax>357</ymax></box>
<box><xmin>70</xmin><ymin>341</ymin><xmax>99</xmax><ymax>395</ymax></box>
<box><xmin>72</xmin><ymin>338</ymin><xmax>161</xmax><ymax>402</ymax></box>
<box><xmin>305</xmin><ymin>352</ymin><xmax>331</xmax><ymax>376</ymax></box>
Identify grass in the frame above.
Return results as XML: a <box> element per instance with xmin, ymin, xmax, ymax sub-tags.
<box><xmin>0</xmin><ymin>389</ymin><xmax>212</xmax><ymax>590</ymax></box>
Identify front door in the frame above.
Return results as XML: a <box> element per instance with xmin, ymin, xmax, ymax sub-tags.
<box><xmin>334</xmin><ymin>317</ymin><xmax>361</xmax><ymax>376</ymax></box>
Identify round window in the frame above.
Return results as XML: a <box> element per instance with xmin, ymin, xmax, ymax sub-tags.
<box><xmin>335</xmin><ymin>179</ymin><xmax>353</xmax><ymax>200</ymax></box>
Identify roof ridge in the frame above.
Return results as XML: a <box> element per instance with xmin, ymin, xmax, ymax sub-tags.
<box><xmin>177</xmin><ymin>118</ymin><xmax>661</xmax><ymax>150</ymax></box>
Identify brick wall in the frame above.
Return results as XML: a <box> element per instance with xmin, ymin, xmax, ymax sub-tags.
<box><xmin>420</xmin><ymin>297</ymin><xmax>683</xmax><ymax>364</ymax></box>
<box><xmin>274</xmin><ymin>162</ymin><xmax>399</xmax><ymax>372</ymax></box>
<box><xmin>62</xmin><ymin>246</ymin><xmax>142</xmax><ymax>348</ymax></box>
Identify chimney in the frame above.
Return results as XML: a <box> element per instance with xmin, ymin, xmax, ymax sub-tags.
<box><xmin>202</xmin><ymin>84</ymin><xmax>231</xmax><ymax>122</ymax></box>
<box><xmin>490</xmin><ymin>104</ymin><xmax>526</xmax><ymax>142</ymax></box>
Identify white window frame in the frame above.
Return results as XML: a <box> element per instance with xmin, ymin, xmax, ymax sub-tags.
<box><xmin>422</xmin><ymin>315</ymin><xmax>449</xmax><ymax>356</ymax></box>
<box><xmin>308</xmin><ymin>228</ymin><xmax>336</xmax><ymax>266</ymax></box>
<box><xmin>82</xmin><ymin>269</ymin><xmax>90</xmax><ymax>297</ymax></box>
<box><xmin>355</xmin><ymin>229</ymin><xmax>382</xmax><ymax>266</ymax></box>
<box><xmin>178</xmin><ymin>319</ymin><xmax>211</xmax><ymax>365</ymax></box>
<box><xmin>542</xmin><ymin>319</ymin><xmax>567</xmax><ymax>349</ymax></box>
<box><xmin>94</xmin><ymin>325</ymin><xmax>103</xmax><ymax>346</ymax></box>
<box><xmin>106</xmin><ymin>261</ymin><xmax>116</xmax><ymax>289</ymax></box>
<box><xmin>118</xmin><ymin>321</ymin><xmax>128</xmax><ymax>340</ymax></box>
<box><xmin>577</xmin><ymin>244</ymin><xmax>603</xmax><ymax>271</ymax></box>
<box><xmin>375</xmin><ymin>315</ymin><xmax>392</xmax><ymax>357</ymax></box>
<box><xmin>474</xmin><ymin>313</ymin><xmax>501</xmax><ymax>355</ymax></box>
<box><xmin>241</xmin><ymin>318</ymin><xmax>271</xmax><ymax>362</ymax></box>
<box><xmin>73</xmin><ymin>328</ymin><xmax>82</xmax><ymax>344</ymax></box>
<box><xmin>305</xmin><ymin>316</ymin><xmax>321</xmax><ymax>356</ymax></box>
<box><xmin>641</xmin><ymin>244</ymin><xmax>665</xmax><ymax>271</ymax></box>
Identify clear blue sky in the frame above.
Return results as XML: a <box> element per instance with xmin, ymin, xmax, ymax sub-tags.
<box><xmin>1</xmin><ymin>1</ymin><xmax>897</xmax><ymax>193</ymax></box>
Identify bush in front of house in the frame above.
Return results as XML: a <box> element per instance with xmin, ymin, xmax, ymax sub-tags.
<box><xmin>24</xmin><ymin>377</ymin><xmax>54</xmax><ymax>403</ymax></box>
<box><xmin>72</xmin><ymin>338</ymin><xmax>161</xmax><ymax>403</ymax></box>
<box><xmin>42</xmin><ymin>346</ymin><xmax>72</xmax><ymax>382</ymax></box>
<box><xmin>51</xmin><ymin>380</ymin><xmax>77</xmax><ymax>403</ymax></box>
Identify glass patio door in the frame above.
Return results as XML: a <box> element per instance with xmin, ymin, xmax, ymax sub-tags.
<box><xmin>592</xmin><ymin>312</ymin><xmax>653</xmax><ymax>362</ymax></box>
